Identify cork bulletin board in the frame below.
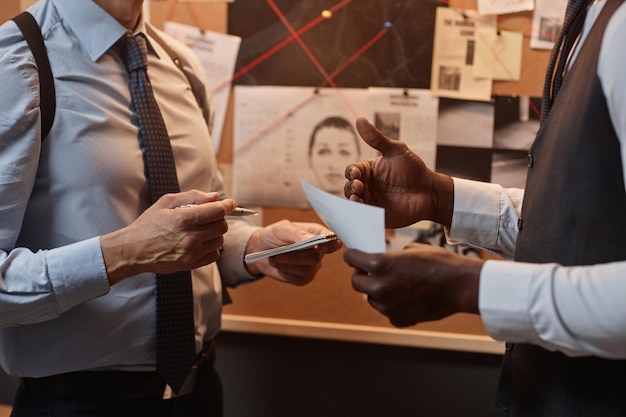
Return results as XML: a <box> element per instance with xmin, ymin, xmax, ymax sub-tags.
<box><xmin>1</xmin><ymin>0</ymin><xmax>550</xmax><ymax>353</ymax></box>
<box><xmin>147</xmin><ymin>0</ymin><xmax>550</xmax><ymax>354</ymax></box>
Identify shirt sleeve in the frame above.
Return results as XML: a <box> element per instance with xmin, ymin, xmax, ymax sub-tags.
<box><xmin>453</xmin><ymin>177</ymin><xmax>626</xmax><ymax>358</ymax></box>
<box><xmin>447</xmin><ymin>177</ymin><xmax>523</xmax><ymax>258</ymax></box>
<box><xmin>0</xmin><ymin>34</ymin><xmax>110</xmax><ymax>327</ymax></box>
<box><xmin>599</xmin><ymin>3</ymin><xmax>626</xmax><ymax>189</ymax></box>
<box><xmin>219</xmin><ymin>217</ymin><xmax>263</xmax><ymax>287</ymax></box>
<box><xmin>480</xmin><ymin>260</ymin><xmax>626</xmax><ymax>358</ymax></box>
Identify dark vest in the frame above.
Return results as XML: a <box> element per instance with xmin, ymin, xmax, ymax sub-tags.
<box><xmin>496</xmin><ymin>0</ymin><xmax>626</xmax><ymax>416</ymax></box>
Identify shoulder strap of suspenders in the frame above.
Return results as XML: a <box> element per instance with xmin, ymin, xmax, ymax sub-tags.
<box><xmin>12</xmin><ymin>11</ymin><xmax>56</xmax><ymax>140</ymax></box>
<box><xmin>10</xmin><ymin>14</ymin><xmax>210</xmax><ymax>142</ymax></box>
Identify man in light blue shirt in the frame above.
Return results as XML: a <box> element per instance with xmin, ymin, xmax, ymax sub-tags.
<box><xmin>0</xmin><ymin>0</ymin><xmax>340</xmax><ymax>415</ymax></box>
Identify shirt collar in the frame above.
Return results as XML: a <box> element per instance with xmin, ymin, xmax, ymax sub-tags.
<box><xmin>52</xmin><ymin>0</ymin><xmax>158</xmax><ymax>62</ymax></box>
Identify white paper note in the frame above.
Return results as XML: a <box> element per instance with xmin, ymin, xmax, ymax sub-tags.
<box><xmin>367</xmin><ymin>88</ymin><xmax>439</xmax><ymax>170</ymax></box>
<box><xmin>473</xmin><ymin>29</ymin><xmax>523</xmax><ymax>81</ymax></box>
<box><xmin>232</xmin><ymin>86</ymin><xmax>376</xmax><ymax>208</ymax></box>
<box><xmin>430</xmin><ymin>8</ymin><xmax>496</xmax><ymax>102</ymax></box>
<box><xmin>300</xmin><ymin>179</ymin><xmax>386</xmax><ymax>254</ymax></box>
<box><xmin>164</xmin><ymin>21</ymin><xmax>241</xmax><ymax>152</ymax></box>
<box><xmin>477</xmin><ymin>0</ymin><xmax>534</xmax><ymax>16</ymax></box>
<box><xmin>531</xmin><ymin>0</ymin><xmax>568</xmax><ymax>50</ymax></box>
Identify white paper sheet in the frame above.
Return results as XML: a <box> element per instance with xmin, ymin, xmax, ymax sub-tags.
<box><xmin>163</xmin><ymin>21</ymin><xmax>241</xmax><ymax>152</ymax></box>
<box><xmin>530</xmin><ymin>0</ymin><xmax>568</xmax><ymax>50</ymax></box>
<box><xmin>477</xmin><ymin>0</ymin><xmax>534</xmax><ymax>16</ymax></box>
<box><xmin>232</xmin><ymin>86</ymin><xmax>377</xmax><ymax>208</ymax></box>
<box><xmin>430</xmin><ymin>8</ymin><xmax>496</xmax><ymax>102</ymax></box>
<box><xmin>300</xmin><ymin>179</ymin><xmax>386</xmax><ymax>254</ymax></box>
<box><xmin>473</xmin><ymin>29</ymin><xmax>523</xmax><ymax>81</ymax></box>
<box><xmin>367</xmin><ymin>88</ymin><xmax>439</xmax><ymax>170</ymax></box>
<box><xmin>437</xmin><ymin>98</ymin><xmax>495</xmax><ymax>148</ymax></box>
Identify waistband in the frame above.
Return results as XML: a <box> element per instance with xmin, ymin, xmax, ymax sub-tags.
<box><xmin>20</xmin><ymin>339</ymin><xmax>215</xmax><ymax>401</ymax></box>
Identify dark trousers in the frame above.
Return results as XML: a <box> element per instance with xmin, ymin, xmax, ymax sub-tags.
<box><xmin>10</xmin><ymin>365</ymin><xmax>223</xmax><ymax>417</ymax></box>
<box><xmin>495</xmin><ymin>343</ymin><xmax>626</xmax><ymax>417</ymax></box>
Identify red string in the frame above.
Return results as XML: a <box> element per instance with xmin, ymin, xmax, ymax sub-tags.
<box><xmin>212</xmin><ymin>0</ymin><xmax>353</xmax><ymax>94</ymax></box>
<box><xmin>324</xmin><ymin>27</ymin><xmax>389</xmax><ymax>86</ymax></box>
<box><xmin>266</xmin><ymin>0</ymin><xmax>359</xmax><ymax>118</ymax></box>
<box><xmin>185</xmin><ymin>2</ymin><xmax>206</xmax><ymax>32</ymax></box>
<box><xmin>231</xmin><ymin>19</ymin><xmax>390</xmax><ymax>159</ymax></box>
<box><xmin>227</xmin><ymin>1</ymin><xmax>548</xmax><ymax>158</ymax></box>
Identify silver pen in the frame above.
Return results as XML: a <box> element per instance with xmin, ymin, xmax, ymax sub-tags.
<box><xmin>178</xmin><ymin>204</ymin><xmax>258</xmax><ymax>216</ymax></box>
<box><xmin>229</xmin><ymin>207</ymin><xmax>258</xmax><ymax>216</ymax></box>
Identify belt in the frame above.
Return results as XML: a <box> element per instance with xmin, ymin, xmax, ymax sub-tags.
<box><xmin>20</xmin><ymin>339</ymin><xmax>215</xmax><ymax>401</ymax></box>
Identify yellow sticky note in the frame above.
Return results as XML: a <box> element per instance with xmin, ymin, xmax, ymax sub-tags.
<box><xmin>473</xmin><ymin>29</ymin><xmax>523</xmax><ymax>81</ymax></box>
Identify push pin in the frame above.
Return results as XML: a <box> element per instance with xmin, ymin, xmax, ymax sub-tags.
<box><xmin>321</xmin><ymin>9</ymin><xmax>332</xmax><ymax>19</ymax></box>
<box><xmin>383</xmin><ymin>21</ymin><xmax>392</xmax><ymax>29</ymax></box>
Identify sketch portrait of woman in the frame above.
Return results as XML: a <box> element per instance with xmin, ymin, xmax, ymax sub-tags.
<box><xmin>308</xmin><ymin>116</ymin><xmax>361</xmax><ymax>195</ymax></box>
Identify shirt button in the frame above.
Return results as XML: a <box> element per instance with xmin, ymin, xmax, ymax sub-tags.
<box><xmin>505</xmin><ymin>342</ymin><xmax>514</xmax><ymax>351</ymax></box>
<box><xmin>527</xmin><ymin>153</ymin><xmax>534</xmax><ymax>168</ymax></box>
<box><xmin>517</xmin><ymin>218</ymin><xmax>524</xmax><ymax>230</ymax></box>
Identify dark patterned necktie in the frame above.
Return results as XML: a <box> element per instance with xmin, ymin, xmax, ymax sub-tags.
<box><xmin>121</xmin><ymin>33</ymin><xmax>195</xmax><ymax>394</ymax></box>
<box><xmin>541</xmin><ymin>0</ymin><xmax>593</xmax><ymax>123</ymax></box>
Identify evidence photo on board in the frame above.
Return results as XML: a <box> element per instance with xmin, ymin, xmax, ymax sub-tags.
<box><xmin>308</xmin><ymin>115</ymin><xmax>362</xmax><ymax>197</ymax></box>
<box><xmin>232</xmin><ymin>86</ymin><xmax>375</xmax><ymax>208</ymax></box>
<box><xmin>437</xmin><ymin>97</ymin><xmax>495</xmax><ymax>149</ymax></box>
<box><xmin>493</xmin><ymin>95</ymin><xmax>542</xmax><ymax>151</ymax></box>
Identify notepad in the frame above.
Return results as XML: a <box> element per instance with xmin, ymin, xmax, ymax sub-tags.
<box><xmin>244</xmin><ymin>233</ymin><xmax>338</xmax><ymax>264</ymax></box>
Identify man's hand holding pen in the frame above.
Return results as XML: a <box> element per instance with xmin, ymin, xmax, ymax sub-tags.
<box><xmin>101</xmin><ymin>190</ymin><xmax>236</xmax><ymax>285</ymax></box>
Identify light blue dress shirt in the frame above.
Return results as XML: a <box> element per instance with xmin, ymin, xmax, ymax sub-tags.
<box><xmin>0</xmin><ymin>0</ymin><xmax>258</xmax><ymax>377</ymax></box>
